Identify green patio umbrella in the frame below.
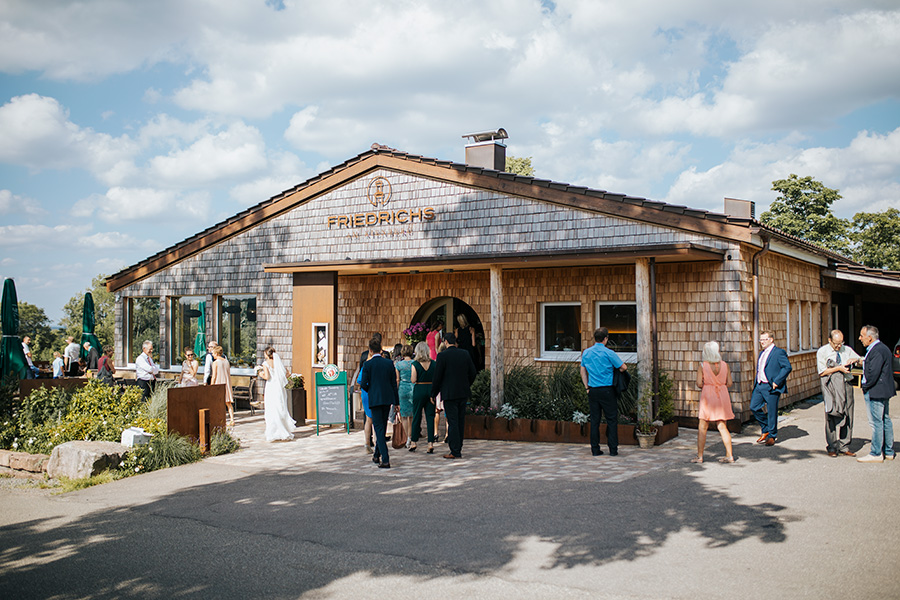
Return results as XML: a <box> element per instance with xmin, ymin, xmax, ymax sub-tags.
<box><xmin>0</xmin><ymin>278</ymin><xmax>28</xmax><ymax>379</ymax></box>
<box><xmin>193</xmin><ymin>301</ymin><xmax>207</xmax><ymax>357</ymax></box>
<box><xmin>79</xmin><ymin>292</ymin><xmax>102</xmax><ymax>359</ymax></box>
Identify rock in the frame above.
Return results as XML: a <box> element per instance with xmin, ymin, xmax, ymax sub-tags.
<box><xmin>0</xmin><ymin>449</ymin><xmax>11</xmax><ymax>468</ymax></box>
<box><xmin>47</xmin><ymin>441</ymin><xmax>129</xmax><ymax>480</ymax></box>
<box><xmin>8</xmin><ymin>452</ymin><xmax>50</xmax><ymax>473</ymax></box>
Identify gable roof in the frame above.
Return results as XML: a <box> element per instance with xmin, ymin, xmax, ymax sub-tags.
<box><xmin>104</xmin><ymin>145</ymin><xmax>856</xmax><ymax>291</ymax></box>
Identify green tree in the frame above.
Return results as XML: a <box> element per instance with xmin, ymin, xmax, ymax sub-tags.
<box><xmin>16</xmin><ymin>302</ymin><xmax>62</xmax><ymax>361</ymax></box>
<box><xmin>760</xmin><ymin>174</ymin><xmax>850</xmax><ymax>254</ymax></box>
<box><xmin>60</xmin><ymin>274</ymin><xmax>115</xmax><ymax>351</ymax></box>
<box><xmin>851</xmin><ymin>208</ymin><xmax>900</xmax><ymax>271</ymax></box>
<box><xmin>506</xmin><ymin>155</ymin><xmax>535</xmax><ymax>176</ymax></box>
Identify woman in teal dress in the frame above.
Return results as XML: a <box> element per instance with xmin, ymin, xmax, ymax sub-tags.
<box><xmin>395</xmin><ymin>344</ymin><xmax>415</xmax><ymax>448</ymax></box>
<box><xmin>409</xmin><ymin>341</ymin><xmax>436</xmax><ymax>453</ymax></box>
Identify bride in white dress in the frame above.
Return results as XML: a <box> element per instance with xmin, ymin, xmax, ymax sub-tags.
<box><xmin>259</xmin><ymin>347</ymin><xmax>296</xmax><ymax>442</ymax></box>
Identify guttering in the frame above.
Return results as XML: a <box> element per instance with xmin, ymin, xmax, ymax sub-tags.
<box><xmin>752</xmin><ymin>234</ymin><xmax>771</xmax><ymax>358</ymax></box>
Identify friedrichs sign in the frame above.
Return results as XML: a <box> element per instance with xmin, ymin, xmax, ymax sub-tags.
<box><xmin>326</xmin><ymin>176</ymin><xmax>436</xmax><ymax>230</ymax></box>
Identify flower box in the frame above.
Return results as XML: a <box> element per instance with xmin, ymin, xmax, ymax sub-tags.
<box><xmin>463</xmin><ymin>416</ymin><xmax>678</xmax><ymax>445</ymax></box>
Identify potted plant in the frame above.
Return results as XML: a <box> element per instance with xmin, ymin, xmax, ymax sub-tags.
<box><xmin>635</xmin><ymin>383</ymin><xmax>657</xmax><ymax>449</ymax></box>
<box><xmin>285</xmin><ymin>373</ymin><xmax>306</xmax><ymax>422</ymax></box>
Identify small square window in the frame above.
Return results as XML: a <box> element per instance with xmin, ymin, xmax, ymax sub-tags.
<box><xmin>541</xmin><ymin>303</ymin><xmax>582</xmax><ymax>359</ymax></box>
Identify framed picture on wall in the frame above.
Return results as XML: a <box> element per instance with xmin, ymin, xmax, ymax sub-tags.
<box><xmin>312</xmin><ymin>323</ymin><xmax>329</xmax><ymax>367</ymax></box>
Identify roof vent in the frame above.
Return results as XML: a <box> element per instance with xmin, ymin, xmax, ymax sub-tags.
<box><xmin>463</xmin><ymin>128</ymin><xmax>508</xmax><ymax>171</ymax></box>
<box><xmin>724</xmin><ymin>197</ymin><xmax>755</xmax><ymax>219</ymax></box>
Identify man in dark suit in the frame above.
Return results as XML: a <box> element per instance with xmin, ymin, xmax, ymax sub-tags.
<box><xmin>857</xmin><ymin>325</ymin><xmax>896</xmax><ymax>463</ymax></box>
<box><xmin>360</xmin><ymin>337</ymin><xmax>399</xmax><ymax>468</ymax></box>
<box><xmin>751</xmin><ymin>330</ymin><xmax>792</xmax><ymax>446</ymax></box>
<box><xmin>431</xmin><ymin>332</ymin><xmax>476</xmax><ymax>459</ymax></box>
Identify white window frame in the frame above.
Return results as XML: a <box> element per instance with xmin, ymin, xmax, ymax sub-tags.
<box><xmin>595</xmin><ymin>301</ymin><xmax>638</xmax><ymax>363</ymax></box>
<box><xmin>538</xmin><ymin>302</ymin><xmax>583</xmax><ymax>362</ymax></box>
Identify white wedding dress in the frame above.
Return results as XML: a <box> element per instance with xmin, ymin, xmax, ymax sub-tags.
<box><xmin>263</xmin><ymin>353</ymin><xmax>296</xmax><ymax>442</ymax></box>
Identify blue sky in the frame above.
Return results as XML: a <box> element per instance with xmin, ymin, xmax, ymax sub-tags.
<box><xmin>1</xmin><ymin>0</ymin><xmax>899</xmax><ymax>324</ymax></box>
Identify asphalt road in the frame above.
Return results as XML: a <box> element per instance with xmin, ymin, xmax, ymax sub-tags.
<box><xmin>1</xmin><ymin>391</ymin><xmax>898</xmax><ymax>600</ymax></box>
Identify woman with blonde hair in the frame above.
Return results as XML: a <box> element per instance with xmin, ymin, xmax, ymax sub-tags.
<box><xmin>694</xmin><ymin>341</ymin><xmax>736</xmax><ymax>463</ymax></box>
<box><xmin>178</xmin><ymin>346</ymin><xmax>199</xmax><ymax>387</ymax></box>
<box><xmin>409</xmin><ymin>341</ymin><xmax>436</xmax><ymax>453</ymax></box>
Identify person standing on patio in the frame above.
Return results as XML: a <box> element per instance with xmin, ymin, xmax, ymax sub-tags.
<box><xmin>21</xmin><ymin>336</ymin><xmax>38</xmax><ymax>379</ymax></box>
<box><xmin>135</xmin><ymin>340</ymin><xmax>159</xmax><ymax>401</ymax></box>
<box><xmin>360</xmin><ymin>337</ymin><xmax>399</xmax><ymax>468</ymax></box>
<box><xmin>52</xmin><ymin>351</ymin><xmax>64</xmax><ymax>379</ymax></box>
<box><xmin>694</xmin><ymin>341</ymin><xmax>736</xmax><ymax>463</ymax></box>
<box><xmin>64</xmin><ymin>336</ymin><xmax>80</xmax><ymax>376</ymax></box>
<box><xmin>83</xmin><ymin>341</ymin><xmax>99</xmax><ymax>372</ymax></box>
<box><xmin>751</xmin><ymin>330</ymin><xmax>792</xmax><ymax>446</ymax></box>
<box><xmin>817</xmin><ymin>330</ymin><xmax>859</xmax><ymax>458</ymax></box>
<box><xmin>857</xmin><ymin>325</ymin><xmax>896</xmax><ymax>463</ymax></box>
<box><xmin>580</xmin><ymin>327</ymin><xmax>627</xmax><ymax>457</ymax></box>
<box><xmin>203</xmin><ymin>340</ymin><xmax>218</xmax><ymax>385</ymax></box>
<box><xmin>431</xmin><ymin>332</ymin><xmax>476</xmax><ymax>460</ymax></box>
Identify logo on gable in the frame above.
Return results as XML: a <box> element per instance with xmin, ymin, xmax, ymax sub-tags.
<box><xmin>367</xmin><ymin>176</ymin><xmax>392</xmax><ymax>207</ymax></box>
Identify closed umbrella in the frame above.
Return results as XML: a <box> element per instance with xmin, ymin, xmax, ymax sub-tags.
<box><xmin>0</xmin><ymin>278</ymin><xmax>28</xmax><ymax>379</ymax></box>
<box><xmin>80</xmin><ymin>292</ymin><xmax>102</xmax><ymax>359</ymax></box>
<box><xmin>193</xmin><ymin>301</ymin><xmax>207</xmax><ymax>357</ymax></box>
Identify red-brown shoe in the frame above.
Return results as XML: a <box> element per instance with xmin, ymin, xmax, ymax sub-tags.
<box><xmin>442</xmin><ymin>453</ymin><xmax>458</xmax><ymax>459</ymax></box>
<box><xmin>765</xmin><ymin>437</ymin><xmax>776</xmax><ymax>446</ymax></box>
<box><xmin>756</xmin><ymin>433</ymin><xmax>769</xmax><ymax>444</ymax></box>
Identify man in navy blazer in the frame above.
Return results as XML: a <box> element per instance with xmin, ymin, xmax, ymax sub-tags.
<box><xmin>431</xmin><ymin>332</ymin><xmax>476</xmax><ymax>459</ymax></box>
<box><xmin>751</xmin><ymin>330</ymin><xmax>792</xmax><ymax>446</ymax></box>
<box><xmin>857</xmin><ymin>325</ymin><xmax>896</xmax><ymax>463</ymax></box>
<box><xmin>360</xmin><ymin>337</ymin><xmax>399</xmax><ymax>468</ymax></box>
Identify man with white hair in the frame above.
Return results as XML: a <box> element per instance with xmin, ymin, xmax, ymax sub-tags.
<box><xmin>64</xmin><ymin>336</ymin><xmax>80</xmax><ymax>376</ymax></box>
<box><xmin>816</xmin><ymin>329</ymin><xmax>860</xmax><ymax>457</ymax></box>
<box><xmin>135</xmin><ymin>340</ymin><xmax>159</xmax><ymax>401</ymax></box>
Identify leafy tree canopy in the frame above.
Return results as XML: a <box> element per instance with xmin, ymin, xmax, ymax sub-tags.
<box><xmin>760</xmin><ymin>174</ymin><xmax>850</xmax><ymax>254</ymax></box>
<box><xmin>851</xmin><ymin>207</ymin><xmax>900</xmax><ymax>271</ymax></box>
<box><xmin>60</xmin><ymin>274</ymin><xmax>115</xmax><ymax>352</ymax></box>
<box><xmin>506</xmin><ymin>155</ymin><xmax>535</xmax><ymax>177</ymax></box>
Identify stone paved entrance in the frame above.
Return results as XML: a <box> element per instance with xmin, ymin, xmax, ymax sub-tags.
<box><xmin>210</xmin><ymin>412</ymin><xmax>702</xmax><ymax>483</ymax></box>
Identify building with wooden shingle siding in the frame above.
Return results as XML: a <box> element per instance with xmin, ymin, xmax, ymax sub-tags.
<box><xmin>105</xmin><ymin>134</ymin><xmax>900</xmax><ymax>424</ymax></box>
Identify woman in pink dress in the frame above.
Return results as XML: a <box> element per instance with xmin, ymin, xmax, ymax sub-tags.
<box><xmin>693</xmin><ymin>341</ymin><xmax>736</xmax><ymax>463</ymax></box>
<box><xmin>425</xmin><ymin>321</ymin><xmax>443</xmax><ymax>360</ymax></box>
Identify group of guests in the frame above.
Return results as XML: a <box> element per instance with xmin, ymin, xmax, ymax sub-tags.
<box><xmin>580</xmin><ymin>324</ymin><xmax>895</xmax><ymax>465</ymax></box>
<box><xmin>21</xmin><ymin>334</ymin><xmax>114</xmax><ymax>381</ymax></box>
<box><xmin>354</xmin><ymin>326</ymin><xmax>476</xmax><ymax>469</ymax></box>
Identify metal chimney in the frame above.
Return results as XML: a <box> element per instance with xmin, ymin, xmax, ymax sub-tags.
<box><xmin>723</xmin><ymin>197</ymin><xmax>755</xmax><ymax>219</ymax></box>
<box><xmin>462</xmin><ymin>128</ymin><xmax>508</xmax><ymax>171</ymax></box>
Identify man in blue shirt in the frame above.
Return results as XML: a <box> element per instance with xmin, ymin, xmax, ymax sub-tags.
<box><xmin>580</xmin><ymin>327</ymin><xmax>627</xmax><ymax>456</ymax></box>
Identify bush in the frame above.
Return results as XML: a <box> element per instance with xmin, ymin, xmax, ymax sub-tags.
<box><xmin>469</xmin><ymin>369</ymin><xmax>491</xmax><ymax>410</ymax></box>
<box><xmin>617</xmin><ymin>364</ymin><xmax>641</xmax><ymax>420</ymax></box>
<box><xmin>146</xmin><ymin>380</ymin><xmax>175</xmax><ymax>421</ymax></box>
<box><xmin>503</xmin><ymin>364</ymin><xmax>545</xmax><ymax>419</ymax></box>
<box><xmin>210</xmin><ymin>428</ymin><xmax>240</xmax><ymax>456</ymax></box>
<box><xmin>657</xmin><ymin>370</ymin><xmax>676</xmax><ymax>423</ymax></box>
<box><xmin>121</xmin><ymin>432</ymin><xmax>201</xmax><ymax>474</ymax></box>
<box><xmin>544</xmin><ymin>362</ymin><xmax>588</xmax><ymax>421</ymax></box>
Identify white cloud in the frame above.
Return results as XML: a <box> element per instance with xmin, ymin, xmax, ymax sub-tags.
<box><xmin>229</xmin><ymin>151</ymin><xmax>311</xmax><ymax>206</ymax></box>
<box><xmin>77</xmin><ymin>232</ymin><xmax>158</xmax><ymax>250</ymax></box>
<box><xmin>0</xmin><ymin>94</ymin><xmax>138</xmax><ymax>177</ymax></box>
<box><xmin>0</xmin><ymin>189</ymin><xmax>44</xmax><ymax>216</ymax></box>
<box><xmin>147</xmin><ymin>122</ymin><xmax>268</xmax><ymax>187</ymax></box>
<box><xmin>0</xmin><ymin>223</ymin><xmax>89</xmax><ymax>246</ymax></box>
<box><xmin>72</xmin><ymin>187</ymin><xmax>211</xmax><ymax>223</ymax></box>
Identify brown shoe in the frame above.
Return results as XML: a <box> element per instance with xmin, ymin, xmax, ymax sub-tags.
<box><xmin>840</xmin><ymin>451</ymin><xmax>856</xmax><ymax>457</ymax></box>
<box><xmin>756</xmin><ymin>433</ymin><xmax>769</xmax><ymax>444</ymax></box>
<box><xmin>827</xmin><ymin>451</ymin><xmax>838</xmax><ymax>457</ymax></box>
<box><xmin>442</xmin><ymin>453</ymin><xmax>458</xmax><ymax>459</ymax></box>
<box><xmin>765</xmin><ymin>437</ymin><xmax>775</xmax><ymax>446</ymax></box>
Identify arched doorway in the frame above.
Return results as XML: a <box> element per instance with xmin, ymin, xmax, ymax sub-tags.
<box><xmin>410</xmin><ymin>297</ymin><xmax>485</xmax><ymax>371</ymax></box>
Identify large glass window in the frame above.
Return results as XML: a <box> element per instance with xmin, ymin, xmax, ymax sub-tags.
<box><xmin>595</xmin><ymin>303</ymin><xmax>637</xmax><ymax>354</ymax></box>
<box><xmin>541</xmin><ymin>303</ymin><xmax>582</xmax><ymax>359</ymax></box>
<box><xmin>127</xmin><ymin>297</ymin><xmax>160</xmax><ymax>364</ymax></box>
<box><xmin>170</xmin><ymin>297</ymin><xmax>206</xmax><ymax>366</ymax></box>
<box><xmin>218</xmin><ymin>295</ymin><xmax>257</xmax><ymax>368</ymax></box>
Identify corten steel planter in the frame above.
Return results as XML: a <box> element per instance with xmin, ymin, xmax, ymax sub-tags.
<box><xmin>655</xmin><ymin>421</ymin><xmax>679</xmax><ymax>445</ymax></box>
<box><xmin>462</xmin><ymin>416</ymin><xmax>677</xmax><ymax>445</ymax></box>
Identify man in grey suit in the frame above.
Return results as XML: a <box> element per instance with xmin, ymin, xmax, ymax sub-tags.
<box><xmin>431</xmin><ymin>332</ymin><xmax>476</xmax><ymax>460</ymax></box>
<box><xmin>360</xmin><ymin>337</ymin><xmax>400</xmax><ymax>469</ymax></box>
<box><xmin>857</xmin><ymin>325</ymin><xmax>896</xmax><ymax>463</ymax></box>
<box><xmin>817</xmin><ymin>329</ymin><xmax>860</xmax><ymax>457</ymax></box>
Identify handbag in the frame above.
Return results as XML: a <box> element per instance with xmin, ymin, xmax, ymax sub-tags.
<box><xmin>391</xmin><ymin>419</ymin><xmax>405</xmax><ymax>449</ymax></box>
<box><xmin>435</xmin><ymin>392</ymin><xmax>444</xmax><ymax>413</ymax></box>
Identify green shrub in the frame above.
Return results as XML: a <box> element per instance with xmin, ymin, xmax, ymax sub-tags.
<box><xmin>504</xmin><ymin>364</ymin><xmax>545</xmax><ymax>419</ymax></box>
<box><xmin>210</xmin><ymin>428</ymin><xmax>240</xmax><ymax>456</ymax></box>
<box><xmin>121</xmin><ymin>432</ymin><xmax>201</xmax><ymax>474</ymax></box>
<box><xmin>544</xmin><ymin>362</ymin><xmax>587</xmax><ymax>421</ymax></box>
<box><xmin>469</xmin><ymin>369</ymin><xmax>491</xmax><ymax>410</ymax></box>
<box><xmin>18</xmin><ymin>386</ymin><xmax>70</xmax><ymax>429</ymax></box>
<box><xmin>146</xmin><ymin>380</ymin><xmax>175</xmax><ymax>421</ymax></box>
<box><xmin>657</xmin><ymin>370</ymin><xmax>676</xmax><ymax>423</ymax></box>
<box><xmin>617</xmin><ymin>363</ymin><xmax>640</xmax><ymax>419</ymax></box>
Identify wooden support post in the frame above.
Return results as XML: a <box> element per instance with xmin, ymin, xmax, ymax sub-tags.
<box><xmin>198</xmin><ymin>408</ymin><xmax>210</xmax><ymax>454</ymax></box>
<box><xmin>635</xmin><ymin>258</ymin><xmax>653</xmax><ymax>422</ymax></box>
<box><xmin>490</xmin><ymin>265</ymin><xmax>504</xmax><ymax>410</ymax></box>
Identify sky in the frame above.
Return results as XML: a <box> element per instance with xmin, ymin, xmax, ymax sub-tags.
<box><xmin>1</xmin><ymin>0</ymin><xmax>899</xmax><ymax>324</ymax></box>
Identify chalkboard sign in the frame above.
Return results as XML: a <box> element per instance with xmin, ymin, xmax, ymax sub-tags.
<box><xmin>314</xmin><ymin>370</ymin><xmax>349</xmax><ymax>435</ymax></box>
